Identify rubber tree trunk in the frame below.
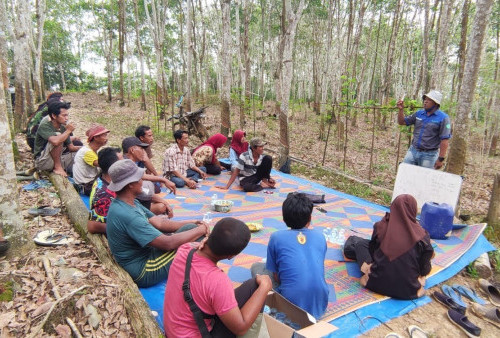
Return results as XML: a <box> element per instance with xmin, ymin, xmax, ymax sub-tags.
<box><xmin>0</xmin><ymin>58</ymin><xmax>33</xmax><ymax>257</ymax></box>
<box><xmin>487</xmin><ymin>173</ymin><xmax>500</xmax><ymax>225</ymax></box>
<box><xmin>220</xmin><ymin>0</ymin><xmax>231</xmax><ymax>136</ymax></box>
<box><xmin>447</xmin><ymin>0</ymin><xmax>494</xmax><ymax>175</ymax></box>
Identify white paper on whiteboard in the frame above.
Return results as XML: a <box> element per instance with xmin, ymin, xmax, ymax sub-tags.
<box><xmin>392</xmin><ymin>163</ymin><xmax>462</xmax><ymax>211</ymax></box>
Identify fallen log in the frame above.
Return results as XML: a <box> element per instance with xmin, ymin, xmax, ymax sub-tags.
<box><xmin>49</xmin><ymin>173</ymin><xmax>163</xmax><ymax>337</ymax></box>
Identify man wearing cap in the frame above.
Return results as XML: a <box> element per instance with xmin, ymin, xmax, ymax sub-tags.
<box><xmin>162</xmin><ymin>130</ymin><xmax>208</xmax><ymax>189</ymax></box>
<box><xmin>34</xmin><ymin>100</ymin><xmax>81</xmax><ymax>177</ymax></box>
<box><xmin>397</xmin><ymin>90</ymin><xmax>451</xmax><ymax>169</ymax></box>
<box><xmin>106</xmin><ymin>159</ymin><xmax>210</xmax><ymax>287</ymax></box>
<box><xmin>72</xmin><ymin>125</ymin><xmax>110</xmax><ymax>195</ymax></box>
<box><xmin>217</xmin><ymin>137</ymin><xmax>276</xmax><ymax>192</ymax></box>
<box><xmin>122</xmin><ymin>137</ymin><xmax>177</xmax><ymax>215</ymax></box>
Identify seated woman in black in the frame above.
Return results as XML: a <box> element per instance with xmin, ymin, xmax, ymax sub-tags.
<box><xmin>343</xmin><ymin>194</ymin><xmax>434</xmax><ymax>299</ymax></box>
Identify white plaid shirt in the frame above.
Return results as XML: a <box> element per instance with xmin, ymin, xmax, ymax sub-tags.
<box><xmin>162</xmin><ymin>144</ymin><xmax>196</xmax><ymax>178</ymax></box>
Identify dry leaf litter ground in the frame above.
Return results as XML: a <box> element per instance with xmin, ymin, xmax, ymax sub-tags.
<box><xmin>0</xmin><ymin>91</ymin><xmax>498</xmax><ymax>337</ymax></box>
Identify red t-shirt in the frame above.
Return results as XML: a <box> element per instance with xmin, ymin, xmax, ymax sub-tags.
<box><xmin>163</xmin><ymin>243</ymin><xmax>238</xmax><ymax>337</ymax></box>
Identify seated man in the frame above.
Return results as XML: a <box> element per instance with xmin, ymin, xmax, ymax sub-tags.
<box><xmin>73</xmin><ymin>125</ymin><xmax>110</xmax><ymax>195</ymax></box>
<box><xmin>251</xmin><ymin>193</ymin><xmax>328</xmax><ymax>319</ymax></box>
<box><xmin>162</xmin><ymin>130</ymin><xmax>207</xmax><ymax>189</ymax></box>
<box><xmin>164</xmin><ymin>217</ymin><xmax>272</xmax><ymax>337</ymax></box>
<box><xmin>34</xmin><ymin>101</ymin><xmax>81</xmax><ymax>177</ymax></box>
<box><xmin>26</xmin><ymin>92</ymin><xmax>64</xmax><ymax>152</ymax></box>
<box><xmin>106</xmin><ymin>159</ymin><xmax>210</xmax><ymax>287</ymax></box>
<box><xmin>87</xmin><ymin>147</ymin><xmax>122</xmax><ymax>234</ymax></box>
<box><xmin>217</xmin><ymin>138</ymin><xmax>276</xmax><ymax>192</ymax></box>
<box><xmin>122</xmin><ymin>136</ymin><xmax>176</xmax><ymax>215</ymax></box>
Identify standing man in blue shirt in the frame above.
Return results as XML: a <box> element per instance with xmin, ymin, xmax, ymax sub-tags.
<box><xmin>397</xmin><ymin>90</ymin><xmax>451</xmax><ymax>169</ymax></box>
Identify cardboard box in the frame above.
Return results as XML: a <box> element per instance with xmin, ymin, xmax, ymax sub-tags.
<box><xmin>264</xmin><ymin>292</ymin><xmax>337</xmax><ymax>338</ymax></box>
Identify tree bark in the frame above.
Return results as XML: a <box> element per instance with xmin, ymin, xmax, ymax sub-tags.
<box><xmin>220</xmin><ymin>0</ymin><xmax>231</xmax><ymax>136</ymax></box>
<box><xmin>487</xmin><ymin>173</ymin><xmax>500</xmax><ymax>224</ymax></box>
<box><xmin>0</xmin><ymin>56</ymin><xmax>33</xmax><ymax>257</ymax></box>
<box><xmin>118</xmin><ymin>0</ymin><xmax>126</xmax><ymax>106</ymax></box>
<box><xmin>32</xmin><ymin>0</ymin><xmax>46</xmax><ymax>103</ymax></box>
<box><xmin>278</xmin><ymin>0</ymin><xmax>306</xmax><ymax>167</ymax></box>
<box><xmin>454</xmin><ymin>0</ymin><xmax>470</xmax><ymax>102</ymax></box>
<box><xmin>186</xmin><ymin>0</ymin><xmax>193</xmax><ymax>112</ymax></box>
<box><xmin>133</xmin><ymin>0</ymin><xmax>147</xmax><ymax>110</ymax></box>
<box><xmin>430</xmin><ymin>0</ymin><xmax>455</xmax><ymax>90</ymax></box>
<box><xmin>447</xmin><ymin>0</ymin><xmax>494</xmax><ymax>175</ymax></box>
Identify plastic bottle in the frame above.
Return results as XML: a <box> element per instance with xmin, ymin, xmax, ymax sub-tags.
<box><xmin>337</xmin><ymin>228</ymin><xmax>346</xmax><ymax>245</ymax></box>
<box><xmin>330</xmin><ymin>227</ymin><xmax>338</xmax><ymax>244</ymax></box>
<box><xmin>211</xmin><ymin>194</ymin><xmax>218</xmax><ymax>210</ymax></box>
<box><xmin>323</xmin><ymin>228</ymin><xmax>331</xmax><ymax>242</ymax></box>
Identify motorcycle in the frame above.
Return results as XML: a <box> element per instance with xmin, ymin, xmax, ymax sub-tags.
<box><xmin>168</xmin><ymin>95</ymin><xmax>210</xmax><ymax>141</ymax></box>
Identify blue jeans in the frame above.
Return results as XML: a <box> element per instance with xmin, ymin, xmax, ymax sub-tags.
<box><xmin>170</xmin><ymin>167</ymin><xmax>206</xmax><ymax>187</ymax></box>
<box><xmin>403</xmin><ymin>145</ymin><xmax>438</xmax><ymax>169</ymax></box>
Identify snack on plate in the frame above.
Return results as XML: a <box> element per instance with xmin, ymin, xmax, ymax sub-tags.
<box><xmin>246</xmin><ymin>222</ymin><xmax>263</xmax><ymax>232</ymax></box>
<box><xmin>213</xmin><ymin>200</ymin><xmax>234</xmax><ymax>213</ymax></box>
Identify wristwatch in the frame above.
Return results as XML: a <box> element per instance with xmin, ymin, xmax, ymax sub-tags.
<box><xmin>438</xmin><ymin>157</ymin><xmax>445</xmax><ymax>162</ymax></box>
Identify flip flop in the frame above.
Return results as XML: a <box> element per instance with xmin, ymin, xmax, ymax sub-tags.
<box><xmin>28</xmin><ymin>206</ymin><xmax>61</xmax><ymax>216</ymax></box>
<box><xmin>408</xmin><ymin>325</ymin><xmax>429</xmax><ymax>338</ymax></box>
<box><xmin>452</xmin><ymin>284</ymin><xmax>487</xmax><ymax>305</ymax></box>
<box><xmin>442</xmin><ymin>285</ymin><xmax>467</xmax><ymax>308</ymax></box>
<box><xmin>384</xmin><ymin>333</ymin><xmax>402</xmax><ymax>338</ymax></box>
<box><xmin>22</xmin><ymin>179</ymin><xmax>50</xmax><ymax>191</ymax></box>
<box><xmin>478</xmin><ymin>279</ymin><xmax>500</xmax><ymax>307</ymax></box>
<box><xmin>33</xmin><ymin>229</ymin><xmax>72</xmax><ymax>247</ymax></box>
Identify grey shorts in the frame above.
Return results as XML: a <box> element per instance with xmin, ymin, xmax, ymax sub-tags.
<box><xmin>35</xmin><ymin>142</ymin><xmax>76</xmax><ymax>172</ymax></box>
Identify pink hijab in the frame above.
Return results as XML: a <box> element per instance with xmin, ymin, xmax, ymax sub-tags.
<box><xmin>230</xmin><ymin>130</ymin><xmax>249</xmax><ymax>157</ymax></box>
<box><xmin>376</xmin><ymin>194</ymin><xmax>427</xmax><ymax>261</ymax></box>
<box><xmin>194</xmin><ymin>133</ymin><xmax>227</xmax><ymax>164</ymax></box>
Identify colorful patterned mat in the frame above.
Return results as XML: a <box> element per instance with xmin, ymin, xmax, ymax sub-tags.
<box><xmin>154</xmin><ymin>169</ymin><xmax>487</xmax><ymax>322</ymax></box>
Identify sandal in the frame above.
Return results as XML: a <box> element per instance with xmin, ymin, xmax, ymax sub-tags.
<box><xmin>28</xmin><ymin>206</ymin><xmax>61</xmax><ymax>216</ymax></box>
<box><xmin>33</xmin><ymin>229</ymin><xmax>72</xmax><ymax>247</ymax></box>
<box><xmin>407</xmin><ymin>325</ymin><xmax>429</xmax><ymax>338</ymax></box>
<box><xmin>442</xmin><ymin>285</ymin><xmax>467</xmax><ymax>308</ymax></box>
<box><xmin>452</xmin><ymin>284</ymin><xmax>487</xmax><ymax>305</ymax></box>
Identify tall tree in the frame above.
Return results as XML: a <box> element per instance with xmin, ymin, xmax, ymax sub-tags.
<box><xmin>0</xmin><ymin>54</ymin><xmax>32</xmax><ymax>257</ymax></box>
<box><xmin>447</xmin><ymin>0</ymin><xmax>495</xmax><ymax>175</ymax></box>
<box><xmin>133</xmin><ymin>0</ymin><xmax>147</xmax><ymax>110</ymax></box>
<box><xmin>118</xmin><ymin>0</ymin><xmax>126</xmax><ymax>106</ymax></box>
<box><xmin>186</xmin><ymin>0</ymin><xmax>193</xmax><ymax>112</ymax></box>
<box><xmin>453</xmin><ymin>0</ymin><xmax>470</xmax><ymax>102</ymax></box>
<box><xmin>31</xmin><ymin>0</ymin><xmax>46</xmax><ymax>103</ymax></box>
<box><xmin>220</xmin><ymin>0</ymin><xmax>231</xmax><ymax>136</ymax></box>
<box><xmin>144</xmin><ymin>0</ymin><xmax>169</xmax><ymax>118</ymax></box>
<box><xmin>277</xmin><ymin>0</ymin><xmax>306</xmax><ymax>167</ymax></box>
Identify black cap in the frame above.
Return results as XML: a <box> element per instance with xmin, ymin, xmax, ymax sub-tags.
<box><xmin>122</xmin><ymin>137</ymin><xmax>149</xmax><ymax>153</ymax></box>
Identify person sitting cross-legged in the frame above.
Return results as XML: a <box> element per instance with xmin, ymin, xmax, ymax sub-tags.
<box><xmin>162</xmin><ymin>130</ymin><xmax>207</xmax><ymax>189</ymax></box>
<box><xmin>106</xmin><ymin>159</ymin><xmax>210</xmax><ymax>287</ymax></box>
<box><xmin>217</xmin><ymin>137</ymin><xmax>276</xmax><ymax>192</ymax></box>
<box><xmin>250</xmin><ymin>192</ymin><xmax>328</xmax><ymax>319</ymax></box>
<box><xmin>163</xmin><ymin>217</ymin><xmax>272</xmax><ymax>337</ymax></box>
<box><xmin>87</xmin><ymin>147</ymin><xmax>122</xmax><ymax>234</ymax></box>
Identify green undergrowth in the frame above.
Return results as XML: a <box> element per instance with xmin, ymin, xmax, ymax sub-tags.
<box><xmin>0</xmin><ymin>280</ymin><xmax>14</xmax><ymax>302</ymax></box>
<box><xmin>291</xmin><ymin>163</ymin><xmax>392</xmax><ymax>207</ymax></box>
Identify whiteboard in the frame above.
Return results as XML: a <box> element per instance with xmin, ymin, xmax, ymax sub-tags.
<box><xmin>392</xmin><ymin>163</ymin><xmax>463</xmax><ymax>211</ymax></box>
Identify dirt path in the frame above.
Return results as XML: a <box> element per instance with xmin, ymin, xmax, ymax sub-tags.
<box><xmin>1</xmin><ymin>92</ymin><xmax>498</xmax><ymax>337</ymax></box>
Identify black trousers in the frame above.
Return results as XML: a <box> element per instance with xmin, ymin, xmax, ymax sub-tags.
<box><xmin>210</xmin><ymin>278</ymin><xmax>262</xmax><ymax>338</ymax></box>
<box><xmin>205</xmin><ymin>163</ymin><xmax>222</xmax><ymax>175</ymax></box>
<box><xmin>343</xmin><ymin>236</ymin><xmax>373</xmax><ymax>270</ymax></box>
<box><xmin>239</xmin><ymin>155</ymin><xmax>273</xmax><ymax>192</ymax></box>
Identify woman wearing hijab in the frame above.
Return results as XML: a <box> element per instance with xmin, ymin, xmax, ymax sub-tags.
<box><xmin>192</xmin><ymin>133</ymin><xmax>228</xmax><ymax>175</ymax></box>
<box><xmin>229</xmin><ymin>130</ymin><xmax>249</xmax><ymax>170</ymax></box>
<box><xmin>343</xmin><ymin>194</ymin><xmax>434</xmax><ymax>299</ymax></box>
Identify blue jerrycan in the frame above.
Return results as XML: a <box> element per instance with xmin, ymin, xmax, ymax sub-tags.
<box><xmin>420</xmin><ymin>202</ymin><xmax>454</xmax><ymax>239</ymax></box>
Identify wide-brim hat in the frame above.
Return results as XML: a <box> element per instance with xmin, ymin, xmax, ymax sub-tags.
<box><xmin>422</xmin><ymin>90</ymin><xmax>442</xmax><ymax>105</ymax></box>
<box><xmin>108</xmin><ymin>159</ymin><xmax>145</xmax><ymax>192</ymax></box>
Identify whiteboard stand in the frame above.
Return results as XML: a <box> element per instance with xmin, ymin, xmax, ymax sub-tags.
<box><xmin>392</xmin><ymin>163</ymin><xmax>463</xmax><ymax>211</ymax></box>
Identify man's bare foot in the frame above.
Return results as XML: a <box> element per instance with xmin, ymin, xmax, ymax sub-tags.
<box><xmin>53</xmin><ymin>167</ymin><xmax>68</xmax><ymax>177</ymax></box>
<box><xmin>261</xmin><ymin>180</ymin><xmax>271</xmax><ymax>188</ymax></box>
<box><xmin>262</xmin><ymin>178</ymin><xmax>276</xmax><ymax>189</ymax></box>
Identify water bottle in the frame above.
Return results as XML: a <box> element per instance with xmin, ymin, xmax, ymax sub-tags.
<box><xmin>323</xmin><ymin>228</ymin><xmax>331</xmax><ymax>241</ymax></box>
<box><xmin>330</xmin><ymin>227</ymin><xmax>338</xmax><ymax>244</ymax></box>
<box><xmin>211</xmin><ymin>193</ymin><xmax>218</xmax><ymax>210</ymax></box>
<box><xmin>337</xmin><ymin>228</ymin><xmax>346</xmax><ymax>245</ymax></box>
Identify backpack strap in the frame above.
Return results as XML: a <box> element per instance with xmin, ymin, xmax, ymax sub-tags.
<box><xmin>183</xmin><ymin>248</ymin><xmax>214</xmax><ymax>337</ymax></box>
